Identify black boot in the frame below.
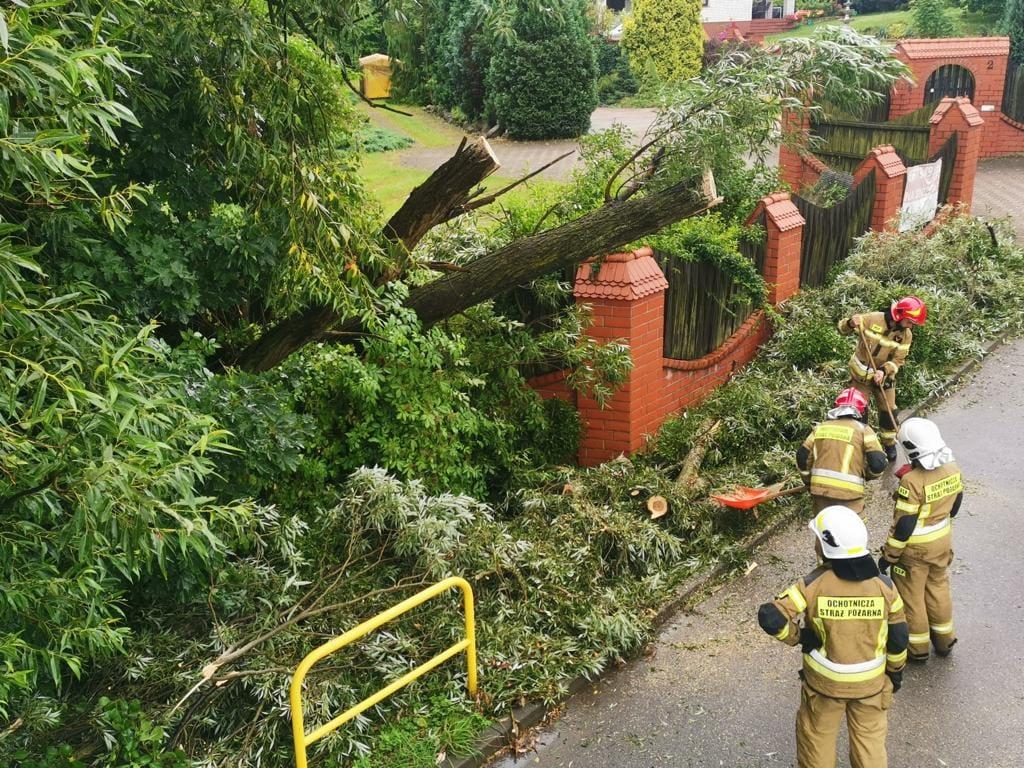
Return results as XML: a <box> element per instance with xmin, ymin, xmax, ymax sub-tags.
<box><xmin>885</xmin><ymin>444</ymin><xmax>898</xmax><ymax>463</ymax></box>
<box><xmin>935</xmin><ymin>638</ymin><xmax>957</xmax><ymax>658</ymax></box>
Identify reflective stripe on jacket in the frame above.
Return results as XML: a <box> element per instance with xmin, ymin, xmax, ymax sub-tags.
<box><xmin>799</xmin><ymin>418</ymin><xmax>884</xmax><ymax>500</ymax></box>
<box><xmin>838</xmin><ymin>311</ymin><xmax>912</xmax><ymax>381</ymax></box>
<box><xmin>767</xmin><ymin>566</ymin><xmax>907</xmax><ymax>699</ymax></box>
<box><xmin>884</xmin><ymin>461</ymin><xmax>963</xmax><ymax>559</ymax></box>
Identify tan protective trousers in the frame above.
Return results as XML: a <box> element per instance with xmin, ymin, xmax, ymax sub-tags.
<box><xmin>891</xmin><ymin>535</ymin><xmax>956</xmax><ymax>659</ymax></box>
<box><xmin>812</xmin><ymin>494</ymin><xmax>865</xmax><ymax>517</ymax></box>
<box><xmin>796</xmin><ymin>679</ymin><xmax>893</xmax><ymax>768</ymax></box>
<box><xmin>850</xmin><ymin>379</ymin><xmax>898</xmax><ymax>448</ymax></box>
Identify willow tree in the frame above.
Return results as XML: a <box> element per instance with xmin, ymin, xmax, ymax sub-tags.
<box><xmin>230</xmin><ymin>27</ymin><xmax>910</xmax><ymax>372</ymax></box>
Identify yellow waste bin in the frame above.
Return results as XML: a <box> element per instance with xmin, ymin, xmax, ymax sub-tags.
<box><xmin>359</xmin><ymin>54</ymin><xmax>394</xmax><ymax>100</ymax></box>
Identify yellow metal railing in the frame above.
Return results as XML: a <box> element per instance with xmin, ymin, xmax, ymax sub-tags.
<box><xmin>289</xmin><ymin>576</ymin><xmax>478</xmax><ymax>768</ymax></box>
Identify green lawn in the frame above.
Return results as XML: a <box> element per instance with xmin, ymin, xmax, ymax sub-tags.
<box><xmin>765</xmin><ymin>7</ymin><xmax>1002</xmax><ymax>41</ymax></box>
<box><xmin>356</xmin><ymin>103</ymin><xmax>567</xmax><ymax>217</ymax></box>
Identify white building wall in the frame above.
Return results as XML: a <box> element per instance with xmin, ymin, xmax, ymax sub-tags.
<box><xmin>701</xmin><ymin>0</ymin><xmax>754</xmax><ymax>23</ymax></box>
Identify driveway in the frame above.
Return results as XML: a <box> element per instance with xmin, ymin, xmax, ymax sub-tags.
<box><xmin>398</xmin><ymin>107</ymin><xmax>659</xmax><ymax>181</ymax></box>
<box><xmin>972</xmin><ymin>156</ymin><xmax>1024</xmax><ymax>241</ymax></box>
<box><xmin>493</xmin><ymin>339</ymin><xmax>1024</xmax><ymax>768</ymax></box>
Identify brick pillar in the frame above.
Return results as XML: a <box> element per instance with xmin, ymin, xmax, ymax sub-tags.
<box><xmin>574</xmin><ymin>247</ymin><xmax>668</xmax><ymax>467</ymax></box>
<box><xmin>929</xmin><ymin>97</ymin><xmax>984</xmax><ymax>211</ymax></box>
<box><xmin>778</xmin><ymin>109</ymin><xmax>810</xmax><ymax>190</ymax></box>
<box><xmin>853</xmin><ymin>145</ymin><xmax>907</xmax><ymax>232</ymax></box>
<box><xmin>748</xmin><ymin>193</ymin><xmax>805</xmax><ymax>305</ymax></box>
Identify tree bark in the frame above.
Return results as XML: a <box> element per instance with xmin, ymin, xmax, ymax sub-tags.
<box><xmin>398</xmin><ymin>182</ymin><xmax>716</xmax><ymax>330</ymax></box>
<box><xmin>234</xmin><ymin>182</ymin><xmax>716</xmax><ymax>372</ymax></box>
<box><xmin>382</xmin><ymin>136</ymin><xmax>500</xmax><ymax>255</ymax></box>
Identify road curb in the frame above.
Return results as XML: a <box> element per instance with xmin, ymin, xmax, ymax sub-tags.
<box><xmin>443</xmin><ymin>331</ymin><xmax>1012</xmax><ymax>768</ymax></box>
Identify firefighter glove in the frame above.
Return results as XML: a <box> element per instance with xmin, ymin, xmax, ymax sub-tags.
<box><xmin>888</xmin><ymin>670</ymin><xmax>903</xmax><ymax>693</ymax></box>
<box><xmin>877</xmin><ymin>555</ymin><xmax>892</xmax><ymax>575</ymax></box>
<box><xmin>799</xmin><ymin>626</ymin><xmax>822</xmax><ymax>654</ymax></box>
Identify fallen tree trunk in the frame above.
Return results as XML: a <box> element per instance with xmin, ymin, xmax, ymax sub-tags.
<box><xmin>233</xmin><ymin>183</ymin><xmax>718</xmax><ymax>372</ymax></box>
<box><xmin>382</xmin><ymin>136</ymin><xmax>500</xmax><ymax>256</ymax></box>
<box><xmin>399</xmin><ymin>185</ymin><xmax>719</xmax><ymax>330</ymax></box>
<box><xmin>675</xmin><ymin>418</ymin><xmax>722</xmax><ymax>496</ymax></box>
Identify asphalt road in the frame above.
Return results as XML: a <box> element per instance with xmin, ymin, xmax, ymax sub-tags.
<box><xmin>493</xmin><ymin>339</ymin><xmax>1024</xmax><ymax>768</ymax></box>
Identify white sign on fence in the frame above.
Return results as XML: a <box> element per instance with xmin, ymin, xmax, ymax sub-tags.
<box><xmin>899</xmin><ymin>158</ymin><xmax>943</xmax><ymax>232</ymax></box>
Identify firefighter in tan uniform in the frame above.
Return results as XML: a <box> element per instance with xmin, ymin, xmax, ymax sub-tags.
<box><xmin>838</xmin><ymin>296</ymin><xmax>927</xmax><ymax>461</ymax></box>
<box><xmin>879</xmin><ymin>417</ymin><xmax>963</xmax><ymax>662</ymax></box>
<box><xmin>758</xmin><ymin>506</ymin><xmax>909</xmax><ymax>768</ymax></box>
<box><xmin>797</xmin><ymin>387</ymin><xmax>888</xmax><ymax>517</ymax></box>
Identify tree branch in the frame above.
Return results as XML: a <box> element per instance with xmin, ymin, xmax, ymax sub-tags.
<box><xmin>231</xmin><ymin>181</ymin><xmax>719</xmax><ymax>372</ymax></box>
<box><xmin>453</xmin><ymin>149</ymin><xmax>575</xmax><ymax>215</ymax></box>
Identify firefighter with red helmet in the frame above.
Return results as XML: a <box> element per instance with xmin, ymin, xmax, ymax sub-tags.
<box><xmin>838</xmin><ymin>296</ymin><xmax>927</xmax><ymax>461</ymax></box>
<box><xmin>797</xmin><ymin>387</ymin><xmax>888</xmax><ymax>518</ymax></box>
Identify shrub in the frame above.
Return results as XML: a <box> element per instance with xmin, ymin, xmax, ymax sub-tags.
<box><xmin>358</xmin><ymin>125</ymin><xmax>415</xmax><ymax>152</ymax></box>
<box><xmin>622</xmin><ymin>0</ymin><xmax>704</xmax><ymax>85</ymax></box>
<box><xmin>1006</xmin><ymin>0</ymin><xmax>1024</xmax><ymax>63</ymax></box>
<box><xmin>0</xmin><ymin>251</ymin><xmax>252</xmax><ymax>712</ymax></box>
<box><xmin>851</xmin><ymin>0</ymin><xmax>908</xmax><ymax>13</ymax></box>
<box><xmin>486</xmin><ymin>2</ymin><xmax>598</xmax><ymax>138</ymax></box>
<box><xmin>442</xmin><ymin>0</ymin><xmax>493</xmax><ymax>119</ymax></box>
<box><xmin>911</xmin><ymin>0</ymin><xmax>958</xmax><ymax>38</ymax></box>
<box><xmin>594</xmin><ymin>37</ymin><xmax>639</xmax><ymax>104</ymax></box>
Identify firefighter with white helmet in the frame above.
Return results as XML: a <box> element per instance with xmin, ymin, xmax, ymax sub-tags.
<box><xmin>758</xmin><ymin>506</ymin><xmax>908</xmax><ymax>768</ymax></box>
<box><xmin>797</xmin><ymin>387</ymin><xmax>889</xmax><ymax>517</ymax></box>
<box><xmin>838</xmin><ymin>296</ymin><xmax>927</xmax><ymax>460</ymax></box>
<box><xmin>879</xmin><ymin>417</ymin><xmax>963</xmax><ymax>662</ymax></box>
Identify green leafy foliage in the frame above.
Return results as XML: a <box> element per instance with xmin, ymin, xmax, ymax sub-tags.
<box><xmin>15</xmin><ymin>698</ymin><xmax>191</xmax><ymax>768</ymax></box>
<box><xmin>1006</xmin><ymin>0</ymin><xmax>1024</xmax><ymax>62</ymax></box>
<box><xmin>650</xmin><ymin>214</ymin><xmax>1024</xmax><ymax>484</ymax></box>
<box><xmin>0</xmin><ymin>253</ymin><xmax>251</xmax><ymax>708</ymax></box>
<box><xmin>911</xmin><ymin>0</ymin><xmax>959</xmax><ymax>36</ymax></box>
<box><xmin>486</xmin><ymin>1</ymin><xmax>598</xmax><ymax>139</ymax></box>
<box><xmin>645</xmin><ymin>213</ymin><xmax>767</xmax><ymax>305</ymax></box>
<box><xmin>281</xmin><ymin>294</ymin><xmax>621</xmax><ymax>499</ymax></box>
<box><xmin>39</xmin><ymin>2</ymin><xmax>388</xmax><ymax>341</ymax></box>
<box><xmin>594</xmin><ymin>37</ymin><xmax>640</xmax><ymax>105</ymax></box>
<box><xmin>23</xmin><ymin>464</ymin><xmax>719</xmax><ymax>766</ymax></box>
<box><xmin>351</xmin><ymin>696</ymin><xmax>488</xmax><ymax>768</ymax></box>
<box><xmin>622</xmin><ymin>0</ymin><xmax>705</xmax><ymax>85</ymax></box>
<box><xmin>441</xmin><ymin>0</ymin><xmax>494</xmax><ymax>120</ymax></box>
<box><xmin>356</xmin><ymin>126</ymin><xmax>416</xmax><ymax>153</ymax></box>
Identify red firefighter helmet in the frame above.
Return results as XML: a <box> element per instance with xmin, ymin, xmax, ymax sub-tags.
<box><xmin>835</xmin><ymin>387</ymin><xmax>869</xmax><ymax>416</ymax></box>
<box><xmin>891</xmin><ymin>296</ymin><xmax>927</xmax><ymax>326</ymax></box>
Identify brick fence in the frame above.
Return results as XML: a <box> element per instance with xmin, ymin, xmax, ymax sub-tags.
<box><xmin>889</xmin><ymin>37</ymin><xmax>1024</xmax><ymax>159</ymax></box>
<box><xmin>780</xmin><ymin>97</ymin><xmax>985</xmax><ymax>212</ymax></box>
<box><xmin>532</xmin><ymin>196</ymin><xmax>804</xmax><ymax>467</ymax></box>
<box><xmin>532</xmin><ymin>97</ymin><xmax>983</xmax><ymax>468</ymax></box>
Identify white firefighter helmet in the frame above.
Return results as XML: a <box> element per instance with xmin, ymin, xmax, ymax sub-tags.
<box><xmin>808</xmin><ymin>505</ymin><xmax>869</xmax><ymax>560</ymax></box>
<box><xmin>898</xmin><ymin>417</ymin><xmax>954</xmax><ymax>470</ymax></box>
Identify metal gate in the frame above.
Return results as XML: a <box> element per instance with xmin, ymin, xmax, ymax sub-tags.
<box><xmin>924</xmin><ymin>64</ymin><xmax>975</xmax><ymax>105</ymax></box>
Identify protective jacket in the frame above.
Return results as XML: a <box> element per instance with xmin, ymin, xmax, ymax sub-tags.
<box><xmin>882</xmin><ymin>461</ymin><xmax>963</xmax><ymax>657</ymax></box>
<box><xmin>882</xmin><ymin>461</ymin><xmax>963</xmax><ymax>562</ymax></box>
<box><xmin>797</xmin><ymin>417</ymin><xmax>887</xmax><ymax>502</ymax></box>
<box><xmin>838</xmin><ymin>311</ymin><xmax>912</xmax><ymax>383</ymax></box>
<box><xmin>758</xmin><ymin>563</ymin><xmax>908</xmax><ymax>700</ymax></box>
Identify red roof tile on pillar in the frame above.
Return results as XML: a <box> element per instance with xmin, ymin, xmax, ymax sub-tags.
<box><xmin>574</xmin><ymin>246</ymin><xmax>669</xmax><ymax>300</ymax></box>
<box><xmin>761</xmin><ymin>192</ymin><xmax>805</xmax><ymax>232</ymax></box>
<box><xmin>861</xmin><ymin>145</ymin><xmax>907</xmax><ymax>178</ymax></box>
<box><xmin>896</xmin><ymin>37</ymin><xmax>1009</xmax><ymax>60</ymax></box>
<box><xmin>929</xmin><ymin>97</ymin><xmax>985</xmax><ymax>128</ymax></box>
